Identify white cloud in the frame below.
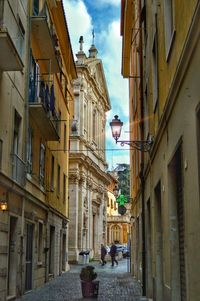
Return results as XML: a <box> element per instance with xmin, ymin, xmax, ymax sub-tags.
<box><xmin>63</xmin><ymin>0</ymin><xmax>93</xmax><ymax>55</ymax></box>
<box><xmin>64</xmin><ymin>0</ymin><xmax>129</xmax><ymax>166</ymax></box>
<box><xmin>106</xmin><ymin>152</ymin><xmax>130</xmax><ymax>170</ymax></box>
<box><xmin>99</xmin><ymin>21</ymin><xmax>129</xmax><ymax>116</ymax></box>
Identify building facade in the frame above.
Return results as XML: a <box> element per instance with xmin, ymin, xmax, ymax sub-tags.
<box><xmin>106</xmin><ymin>172</ymin><xmax>130</xmax><ymax>246</ymax></box>
<box><xmin>68</xmin><ymin>40</ymin><xmax>111</xmax><ymax>263</ymax></box>
<box><xmin>0</xmin><ymin>0</ymin><xmax>76</xmax><ymax>299</ymax></box>
<box><xmin>121</xmin><ymin>0</ymin><xmax>200</xmax><ymax>300</ymax></box>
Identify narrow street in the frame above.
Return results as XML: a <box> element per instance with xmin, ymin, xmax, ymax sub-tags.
<box><xmin>16</xmin><ymin>259</ymin><xmax>142</xmax><ymax>301</ymax></box>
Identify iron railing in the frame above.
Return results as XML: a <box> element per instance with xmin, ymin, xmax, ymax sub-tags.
<box><xmin>11</xmin><ymin>153</ymin><xmax>26</xmax><ymax>186</ymax></box>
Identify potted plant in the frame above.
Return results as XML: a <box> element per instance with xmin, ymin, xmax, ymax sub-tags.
<box><xmin>80</xmin><ymin>265</ymin><xmax>99</xmax><ymax>298</ymax></box>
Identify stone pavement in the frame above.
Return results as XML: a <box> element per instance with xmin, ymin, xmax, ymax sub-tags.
<box><xmin>16</xmin><ymin>259</ymin><xmax>143</xmax><ymax>301</ymax></box>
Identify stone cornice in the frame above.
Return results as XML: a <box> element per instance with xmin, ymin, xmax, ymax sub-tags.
<box><xmin>69</xmin><ymin>136</ymin><xmax>107</xmax><ymax>167</ymax></box>
<box><xmin>69</xmin><ymin>153</ymin><xmax>111</xmax><ymax>185</ymax></box>
<box><xmin>107</xmin><ymin>215</ymin><xmax>130</xmax><ymax>223</ymax></box>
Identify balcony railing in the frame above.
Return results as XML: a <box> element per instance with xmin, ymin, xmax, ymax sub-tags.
<box><xmin>31</xmin><ymin>2</ymin><xmax>61</xmax><ymax>73</ymax></box>
<box><xmin>11</xmin><ymin>153</ymin><xmax>26</xmax><ymax>186</ymax></box>
<box><xmin>0</xmin><ymin>0</ymin><xmax>24</xmax><ymax>70</ymax></box>
<box><xmin>29</xmin><ymin>75</ymin><xmax>60</xmax><ymax>141</ymax></box>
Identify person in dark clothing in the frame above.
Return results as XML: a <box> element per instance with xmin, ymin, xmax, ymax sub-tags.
<box><xmin>110</xmin><ymin>242</ymin><xmax>118</xmax><ymax>266</ymax></box>
<box><xmin>100</xmin><ymin>244</ymin><xmax>107</xmax><ymax>266</ymax></box>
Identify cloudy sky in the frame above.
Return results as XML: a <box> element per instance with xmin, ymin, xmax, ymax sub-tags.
<box><xmin>63</xmin><ymin>0</ymin><xmax>130</xmax><ymax>169</ymax></box>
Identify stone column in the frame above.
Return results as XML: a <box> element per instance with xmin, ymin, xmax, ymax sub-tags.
<box><xmin>78</xmin><ymin>172</ymin><xmax>86</xmax><ymax>251</ymax></box>
<box><xmin>87</xmin><ymin>179</ymin><xmax>93</xmax><ymax>252</ymax></box>
<box><xmin>68</xmin><ymin>173</ymin><xmax>80</xmax><ymax>263</ymax></box>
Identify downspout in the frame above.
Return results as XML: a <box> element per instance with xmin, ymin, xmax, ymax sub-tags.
<box><xmin>21</xmin><ymin>0</ymin><xmax>31</xmax><ymax>294</ymax></box>
<box><xmin>138</xmin><ymin>0</ymin><xmax>146</xmax><ymax>296</ymax></box>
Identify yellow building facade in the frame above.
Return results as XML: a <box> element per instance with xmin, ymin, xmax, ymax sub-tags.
<box><xmin>106</xmin><ymin>173</ymin><xmax>130</xmax><ymax>246</ymax></box>
<box><xmin>0</xmin><ymin>0</ymin><xmax>76</xmax><ymax>299</ymax></box>
<box><xmin>121</xmin><ymin>0</ymin><xmax>200</xmax><ymax>300</ymax></box>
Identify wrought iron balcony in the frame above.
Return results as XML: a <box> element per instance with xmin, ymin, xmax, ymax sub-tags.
<box><xmin>11</xmin><ymin>153</ymin><xmax>26</xmax><ymax>186</ymax></box>
<box><xmin>31</xmin><ymin>3</ymin><xmax>60</xmax><ymax>73</ymax></box>
<box><xmin>29</xmin><ymin>77</ymin><xmax>60</xmax><ymax>141</ymax></box>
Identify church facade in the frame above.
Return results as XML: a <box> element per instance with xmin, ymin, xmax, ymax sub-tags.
<box><xmin>68</xmin><ymin>38</ymin><xmax>111</xmax><ymax>262</ymax></box>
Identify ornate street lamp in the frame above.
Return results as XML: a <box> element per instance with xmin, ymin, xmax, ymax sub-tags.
<box><xmin>110</xmin><ymin>115</ymin><xmax>153</xmax><ymax>152</ymax></box>
<box><xmin>0</xmin><ymin>200</ymin><xmax>8</xmax><ymax>212</ymax></box>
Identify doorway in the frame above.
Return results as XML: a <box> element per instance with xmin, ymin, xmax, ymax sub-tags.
<box><xmin>154</xmin><ymin>181</ymin><xmax>163</xmax><ymax>300</ymax></box>
<box><xmin>168</xmin><ymin>144</ymin><xmax>186</xmax><ymax>301</ymax></box>
<box><xmin>62</xmin><ymin>234</ymin><xmax>66</xmax><ymax>271</ymax></box>
<box><xmin>25</xmin><ymin>223</ymin><xmax>34</xmax><ymax>291</ymax></box>
<box><xmin>7</xmin><ymin>216</ymin><xmax>18</xmax><ymax>297</ymax></box>
<box><xmin>49</xmin><ymin>225</ymin><xmax>55</xmax><ymax>275</ymax></box>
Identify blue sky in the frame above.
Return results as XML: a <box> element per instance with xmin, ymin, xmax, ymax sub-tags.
<box><xmin>63</xmin><ymin>0</ymin><xmax>130</xmax><ymax>169</ymax></box>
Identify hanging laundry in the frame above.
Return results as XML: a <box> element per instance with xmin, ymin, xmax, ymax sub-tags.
<box><xmin>45</xmin><ymin>84</ymin><xmax>50</xmax><ymax>111</ymax></box>
<box><xmin>50</xmin><ymin>84</ymin><xmax>55</xmax><ymax>113</ymax></box>
<box><xmin>29</xmin><ymin>74</ymin><xmax>35</xmax><ymax>102</ymax></box>
<box><xmin>39</xmin><ymin>80</ymin><xmax>45</xmax><ymax>103</ymax></box>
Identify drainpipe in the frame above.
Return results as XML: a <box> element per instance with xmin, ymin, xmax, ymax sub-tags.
<box><xmin>20</xmin><ymin>0</ymin><xmax>31</xmax><ymax>293</ymax></box>
<box><xmin>138</xmin><ymin>0</ymin><xmax>146</xmax><ymax>296</ymax></box>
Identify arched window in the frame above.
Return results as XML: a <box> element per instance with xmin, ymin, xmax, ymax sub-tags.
<box><xmin>112</xmin><ymin>225</ymin><xmax>120</xmax><ymax>242</ymax></box>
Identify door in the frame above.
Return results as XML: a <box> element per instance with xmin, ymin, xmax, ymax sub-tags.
<box><xmin>155</xmin><ymin>182</ymin><xmax>163</xmax><ymax>301</ymax></box>
<box><xmin>25</xmin><ymin>223</ymin><xmax>34</xmax><ymax>291</ymax></box>
<box><xmin>49</xmin><ymin>225</ymin><xmax>55</xmax><ymax>275</ymax></box>
<box><xmin>176</xmin><ymin>148</ymin><xmax>186</xmax><ymax>301</ymax></box>
<box><xmin>7</xmin><ymin>216</ymin><xmax>18</xmax><ymax>297</ymax></box>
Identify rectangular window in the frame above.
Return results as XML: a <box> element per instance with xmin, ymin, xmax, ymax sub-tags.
<box><xmin>38</xmin><ymin>222</ymin><xmax>43</xmax><ymax>263</ymax></box>
<box><xmin>58</xmin><ymin>110</ymin><xmax>61</xmax><ymax>138</ymax></box>
<box><xmin>17</xmin><ymin>17</ymin><xmax>25</xmax><ymax>61</ymax></box>
<box><xmin>57</xmin><ymin>164</ymin><xmax>60</xmax><ymax>196</ymax></box>
<box><xmin>93</xmin><ymin>110</ymin><xmax>96</xmax><ymax>141</ymax></box>
<box><xmin>51</xmin><ymin>155</ymin><xmax>54</xmax><ymax>190</ymax></box>
<box><xmin>0</xmin><ymin>139</ymin><xmax>2</xmax><ymax>170</ymax></box>
<box><xmin>197</xmin><ymin>107</ymin><xmax>200</xmax><ymax>199</ymax></box>
<box><xmin>64</xmin><ymin>124</ymin><xmax>67</xmax><ymax>152</ymax></box>
<box><xmin>33</xmin><ymin>0</ymin><xmax>39</xmax><ymax>15</ymax></box>
<box><xmin>13</xmin><ymin>110</ymin><xmax>21</xmax><ymax>155</ymax></box>
<box><xmin>84</xmin><ymin>104</ymin><xmax>87</xmax><ymax>131</ymax></box>
<box><xmin>164</xmin><ymin>0</ymin><xmax>175</xmax><ymax>59</ymax></box>
<box><xmin>63</xmin><ymin>174</ymin><xmax>66</xmax><ymax>203</ymax></box>
<box><xmin>144</xmin><ymin>83</ymin><xmax>149</xmax><ymax>139</ymax></box>
<box><xmin>39</xmin><ymin>144</ymin><xmax>45</xmax><ymax>186</ymax></box>
<box><xmin>152</xmin><ymin>31</ymin><xmax>158</xmax><ymax>111</ymax></box>
<box><xmin>27</xmin><ymin>128</ymin><xmax>33</xmax><ymax>174</ymax></box>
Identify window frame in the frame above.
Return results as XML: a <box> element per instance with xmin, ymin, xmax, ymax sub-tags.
<box><xmin>57</xmin><ymin>164</ymin><xmax>60</xmax><ymax>197</ymax></box>
<box><xmin>37</xmin><ymin>221</ymin><xmax>43</xmax><ymax>264</ymax></box>
<box><xmin>164</xmin><ymin>0</ymin><xmax>176</xmax><ymax>61</ymax></box>
<box><xmin>39</xmin><ymin>143</ymin><xmax>45</xmax><ymax>186</ymax></box>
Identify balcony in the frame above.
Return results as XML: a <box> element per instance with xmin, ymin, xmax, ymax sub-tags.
<box><xmin>31</xmin><ymin>4</ymin><xmax>60</xmax><ymax>73</ymax></box>
<box><xmin>29</xmin><ymin>77</ymin><xmax>60</xmax><ymax>141</ymax></box>
<box><xmin>12</xmin><ymin>154</ymin><xmax>26</xmax><ymax>186</ymax></box>
<box><xmin>0</xmin><ymin>0</ymin><xmax>24</xmax><ymax>71</ymax></box>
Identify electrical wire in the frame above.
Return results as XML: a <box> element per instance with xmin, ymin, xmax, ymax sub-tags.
<box><xmin>48</xmin><ymin>148</ymin><xmax>131</xmax><ymax>152</ymax></box>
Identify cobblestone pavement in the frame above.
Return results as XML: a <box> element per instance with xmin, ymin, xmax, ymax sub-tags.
<box><xmin>16</xmin><ymin>259</ymin><xmax>142</xmax><ymax>301</ymax></box>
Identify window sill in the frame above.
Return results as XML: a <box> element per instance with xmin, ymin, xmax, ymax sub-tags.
<box><xmin>37</xmin><ymin>261</ymin><xmax>43</xmax><ymax>266</ymax></box>
<box><xmin>166</xmin><ymin>29</ymin><xmax>176</xmax><ymax>62</ymax></box>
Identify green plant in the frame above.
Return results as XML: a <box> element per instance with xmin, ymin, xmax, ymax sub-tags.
<box><xmin>80</xmin><ymin>265</ymin><xmax>97</xmax><ymax>282</ymax></box>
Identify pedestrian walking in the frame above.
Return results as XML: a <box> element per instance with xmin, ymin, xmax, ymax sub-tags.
<box><xmin>100</xmin><ymin>243</ymin><xmax>107</xmax><ymax>266</ymax></box>
<box><xmin>110</xmin><ymin>242</ymin><xmax>118</xmax><ymax>267</ymax></box>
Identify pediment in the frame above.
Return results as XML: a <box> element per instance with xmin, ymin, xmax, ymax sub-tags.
<box><xmin>87</xmin><ymin>60</ymin><xmax>111</xmax><ymax>110</ymax></box>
